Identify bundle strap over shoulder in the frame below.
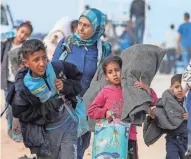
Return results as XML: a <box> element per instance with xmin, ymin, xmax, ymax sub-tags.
<box><xmin>59</xmin><ymin>35</ymin><xmax>74</xmax><ymax>60</ymax></box>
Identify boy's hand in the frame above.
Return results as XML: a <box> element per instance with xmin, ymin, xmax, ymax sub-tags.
<box><xmin>134</xmin><ymin>80</ymin><xmax>151</xmax><ymax>94</ymax></box>
<box><xmin>183</xmin><ymin>113</ymin><xmax>188</xmax><ymax>120</ymax></box>
<box><xmin>148</xmin><ymin>106</ymin><xmax>156</xmax><ymax>119</ymax></box>
<box><xmin>55</xmin><ymin>79</ymin><xmax>64</xmax><ymax>91</ymax></box>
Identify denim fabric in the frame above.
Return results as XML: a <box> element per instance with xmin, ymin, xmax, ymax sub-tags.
<box><xmin>187</xmin><ymin>91</ymin><xmax>191</xmax><ymax>145</ymax></box>
<box><xmin>181</xmin><ymin>47</ymin><xmax>191</xmax><ymax>68</ymax></box>
<box><xmin>77</xmin><ymin>131</ymin><xmax>91</xmax><ymax>159</ymax></box>
<box><xmin>4</xmin><ymin>90</ymin><xmax>12</xmax><ymax>130</ymax></box>
<box><xmin>134</xmin><ymin>16</ymin><xmax>145</xmax><ymax>44</ymax></box>
<box><xmin>4</xmin><ymin>82</ymin><xmax>23</xmax><ymax>141</ymax></box>
<box><xmin>38</xmin><ymin>111</ymin><xmax>78</xmax><ymax>159</ymax></box>
<box><xmin>166</xmin><ymin>136</ymin><xmax>187</xmax><ymax>159</ymax></box>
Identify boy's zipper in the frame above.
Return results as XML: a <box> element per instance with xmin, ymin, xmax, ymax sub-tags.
<box><xmin>43</xmin><ymin>76</ymin><xmax>51</xmax><ymax>90</ymax></box>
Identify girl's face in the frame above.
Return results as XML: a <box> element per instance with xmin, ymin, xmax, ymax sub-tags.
<box><xmin>15</xmin><ymin>26</ymin><xmax>32</xmax><ymax>43</ymax></box>
<box><xmin>105</xmin><ymin>62</ymin><xmax>121</xmax><ymax>86</ymax></box>
<box><xmin>77</xmin><ymin>17</ymin><xmax>93</xmax><ymax>40</ymax></box>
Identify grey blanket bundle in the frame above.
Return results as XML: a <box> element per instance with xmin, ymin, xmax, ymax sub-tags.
<box><xmin>143</xmin><ymin>90</ymin><xmax>186</xmax><ymax>146</ymax></box>
<box><xmin>120</xmin><ymin>44</ymin><xmax>165</xmax><ymax>124</ymax></box>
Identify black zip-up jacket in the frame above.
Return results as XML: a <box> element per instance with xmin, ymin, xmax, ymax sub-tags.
<box><xmin>7</xmin><ymin>60</ymin><xmax>82</xmax><ymax>124</ymax></box>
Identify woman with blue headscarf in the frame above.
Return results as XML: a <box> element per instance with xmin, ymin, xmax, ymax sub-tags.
<box><xmin>53</xmin><ymin>8</ymin><xmax>111</xmax><ymax>159</ymax></box>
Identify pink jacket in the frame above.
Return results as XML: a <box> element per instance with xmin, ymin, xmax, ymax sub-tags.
<box><xmin>87</xmin><ymin>85</ymin><xmax>158</xmax><ymax>140</ymax></box>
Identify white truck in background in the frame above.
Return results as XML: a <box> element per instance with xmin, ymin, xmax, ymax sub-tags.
<box><xmin>1</xmin><ymin>1</ymin><xmax>22</xmax><ymax>40</ymax></box>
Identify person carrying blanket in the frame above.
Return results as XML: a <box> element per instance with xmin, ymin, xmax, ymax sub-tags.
<box><xmin>144</xmin><ymin>74</ymin><xmax>188</xmax><ymax>159</ymax></box>
<box><xmin>87</xmin><ymin>56</ymin><xmax>157</xmax><ymax>158</ymax></box>
<box><xmin>84</xmin><ymin>44</ymin><xmax>165</xmax><ymax>125</ymax></box>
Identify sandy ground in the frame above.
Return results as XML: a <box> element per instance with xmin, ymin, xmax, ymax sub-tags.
<box><xmin>0</xmin><ymin>74</ymin><xmax>172</xmax><ymax>159</ymax></box>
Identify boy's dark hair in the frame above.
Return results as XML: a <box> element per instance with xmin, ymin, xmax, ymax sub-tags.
<box><xmin>20</xmin><ymin>39</ymin><xmax>46</xmax><ymax>59</ymax></box>
<box><xmin>18</xmin><ymin>21</ymin><xmax>33</xmax><ymax>34</ymax></box>
<box><xmin>170</xmin><ymin>24</ymin><xmax>174</xmax><ymax>30</ymax></box>
<box><xmin>184</xmin><ymin>12</ymin><xmax>190</xmax><ymax>19</ymax></box>
<box><xmin>102</xmin><ymin>56</ymin><xmax>122</xmax><ymax>74</ymax></box>
<box><xmin>171</xmin><ymin>74</ymin><xmax>182</xmax><ymax>85</ymax></box>
<box><xmin>71</xmin><ymin>20</ymin><xmax>78</xmax><ymax>32</ymax></box>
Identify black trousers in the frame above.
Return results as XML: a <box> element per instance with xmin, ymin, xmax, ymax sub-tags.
<box><xmin>128</xmin><ymin>140</ymin><xmax>138</xmax><ymax>159</ymax></box>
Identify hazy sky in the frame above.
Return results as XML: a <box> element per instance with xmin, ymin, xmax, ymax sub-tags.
<box><xmin>4</xmin><ymin>0</ymin><xmax>191</xmax><ymax>44</ymax></box>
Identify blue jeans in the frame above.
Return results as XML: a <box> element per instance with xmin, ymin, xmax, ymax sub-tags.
<box><xmin>4</xmin><ymin>82</ymin><xmax>23</xmax><ymax>141</ymax></box>
<box><xmin>134</xmin><ymin>16</ymin><xmax>145</xmax><ymax>44</ymax></box>
<box><xmin>187</xmin><ymin>91</ymin><xmax>191</xmax><ymax>145</ymax></box>
<box><xmin>38</xmin><ymin>111</ymin><xmax>78</xmax><ymax>159</ymax></box>
<box><xmin>166</xmin><ymin>136</ymin><xmax>187</xmax><ymax>159</ymax></box>
<box><xmin>181</xmin><ymin>47</ymin><xmax>191</xmax><ymax>68</ymax></box>
<box><xmin>77</xmin><ymin>131</ymin><xmax>91</xmax><ymax>159</ymax></box>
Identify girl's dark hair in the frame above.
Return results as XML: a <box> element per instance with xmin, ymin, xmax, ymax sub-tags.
<box><xmin>20</xmin><ymin>39</ymin><xmax>46</xmax><ymax>59</ymax></box>
<box><xmin>17</xmin><ymin>20</ymin><xmax>33</xmax><ymax>34</ymax></box>
<box><xmin>102</xmin><ymin>56</ymin><xmax>122</xmax><ymax>74</ymax></box>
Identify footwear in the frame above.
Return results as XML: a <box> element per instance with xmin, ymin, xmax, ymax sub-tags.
<box><xmin>18</xmin><ymin>154</ymin><xmax>37</xmax><ymax>159</ymax></box>
<box><xmin>185</xmin><ymin>145</ymin><xmax>191</xmax><ymax>156</ymax></box>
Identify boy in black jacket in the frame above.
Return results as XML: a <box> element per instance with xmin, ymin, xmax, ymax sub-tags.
<box><xmin>7</xmin><ymin>39</ymin><xmax>82</xmax><ymax>159</ymax></box>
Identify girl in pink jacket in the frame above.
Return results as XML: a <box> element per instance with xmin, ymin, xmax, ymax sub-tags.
<box><xmin>87</xmin><ymin>56</ymin><xmax>158</xmax><ymax>159</ymax></box>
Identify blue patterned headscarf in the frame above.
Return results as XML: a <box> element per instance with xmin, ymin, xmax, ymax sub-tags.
<box><xmin>73</xmin><ymin>8</ymin><xmax>106</xmax><ymax>46</ymax></box>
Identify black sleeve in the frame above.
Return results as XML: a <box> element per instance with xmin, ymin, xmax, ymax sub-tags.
<box><xmin>60</xmin><ymin>61</ymin><xmax>83</xmax><ymax>97</ymax></box>
<box><xmin>10</xmin><ymin>91</ymin><xmax>44</xmax><ymax>124</ymax></box>
<box><xmin>1</xmin><ymin>41</ymin><xmax>6</xmax><ymax>62</ymax></box>
<box><xmin>10</xmin><ymin>90</ymin><xmax>64</xmax><ymax>125</ymax></box>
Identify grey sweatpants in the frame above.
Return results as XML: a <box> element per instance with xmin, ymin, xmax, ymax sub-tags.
<box><xmin>38</xmin><ymin>113</ymin><xmax>78</xmax><ymax>159</ymax></box>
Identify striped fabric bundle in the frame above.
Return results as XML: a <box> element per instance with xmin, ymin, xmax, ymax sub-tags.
<box><xmin>182</xmin><ymin>59</ymin><xmax>191</xmax><ymax>91</ymax></box>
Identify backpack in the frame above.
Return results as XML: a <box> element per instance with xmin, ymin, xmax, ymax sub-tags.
<box><xmin>52</xmin><ymin>56</ymin><xmax>89</xmax><ymax>138</ymax></box>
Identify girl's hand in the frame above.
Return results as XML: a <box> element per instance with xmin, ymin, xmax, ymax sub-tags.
<box><xmin>134</xmin><ymin>80</ymin><xmax>151</xmax><ymax>94</ymax></box>
<box><xmin>106</xmin><ymin>110</ymin><xmax>113</xmax><ymax>121</ymax></box>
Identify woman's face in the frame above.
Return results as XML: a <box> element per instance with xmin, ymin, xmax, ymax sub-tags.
<box><xmin>77</xmin><ymin>17</ymin><xmax>93</xmax><ymax>40</ymax></box>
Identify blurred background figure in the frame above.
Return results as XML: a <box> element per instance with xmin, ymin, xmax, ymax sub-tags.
<box><xmin>130</xmin><ymin>0</ymin><xmax>150</xmax><ymax>44</ymax></box>
<box><xmin>43</xmin><ymin>16</ymin><xmax>72</xmax><ymax>60</ymax></box>
<box><xmin>159</xmin><ymin>24</ymin><xmax>177</xmax><ymax>74</ymax></box>
<box><xmin>103</xmin><ymin>15</ymin><xmax>116</xmax><ymax>44</ymax></box>
<box><xmin>177</xmin><ymin>12</ymin><xmax>191</xmax><ymax>68</ymax></box>
<box><xmin>71</xmin><ymin>20</ymin><xmax>78</xmax><ymax>33</ymax></box>
<box><xmin>130</xmin><ymin>0</ymin><xmax>145</xmax><ymax>44</ymax></box>
<box><xmin>112</xmin><ymin>21</ymin><xmax>134</xmax><ymax>55</ymax></box>
<box><xmin>85</xmin><ymin>4</ymin><xmax>90</xmax><ymax>10</ymax></box>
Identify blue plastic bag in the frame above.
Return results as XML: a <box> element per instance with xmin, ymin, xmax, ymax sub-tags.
<box><xmin>92</xmin><ymin>119</ymin><xmax>130</xmax><ymax>159</ymax></box>
<box><xmin>63</xmin><ymin>96</ymin><xmax>89</xmax><ymax>138</ymax></box>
